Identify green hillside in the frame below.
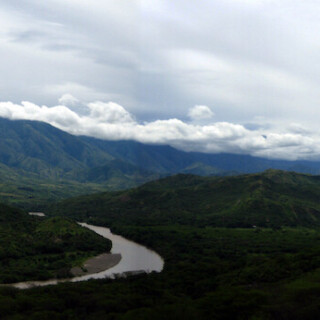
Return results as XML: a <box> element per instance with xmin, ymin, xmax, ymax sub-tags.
<box><xmin>0</xmin><ymin>118</ymin><xmax>164</xmax><ymax>209</ymax></box>
<box><xmin>0</xmin><ymin>168</ymin><xmax>107</xmax><ymax>210</ymax></box>
<box><xmin>0</xmin><ymin>118</ymin><xmax>159</xmax><ymax>192</ymax></box>
<box><xmin>76</xmin><ymin>159</ymin><xmax>161</xmax><ymax>187</ymax></box>
<box><xmin>5</xmin><ymin>117</ymin><xmax>320</xmax><ymax>212</ymax></box>
<box><xmin>15</xmin><ymin>169</ymin><xmax>320</xmax><ymax>319</ymax></box>
<box><xmin>49</xmin><ymin>170</ymin><xmax>320</xmax><ymax>228</ymax></box>
<box><xmin>0</xmin><ymin>203</ymin><xmax>111</xmax><ymax>283</ymax></box>
<box><xmin>0</xmin><ymin>117</ymin><xmax>114</xmax><ymax>177</ymax></box>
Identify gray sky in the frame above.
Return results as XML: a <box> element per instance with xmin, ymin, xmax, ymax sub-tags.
<box><xmin>1</xmin><ymin>0</ymin><xmax>320</xmax><ymax>160</ymax></box>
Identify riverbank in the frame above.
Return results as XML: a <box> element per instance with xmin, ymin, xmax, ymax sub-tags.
<box><xmin>71</xmin><ymin>253</ymin><xmax>122</xmax><ymax>276</ymax></box>
<box><xmin>3</xmin><ymin>222</ymin><xmax>163</xmax><ymax>289</ymax></box>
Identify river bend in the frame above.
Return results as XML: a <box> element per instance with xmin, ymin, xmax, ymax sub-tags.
<box><xmin>9</xmin><ymin>222</ymin><xmax>164</xmax><ymax>289</ymax></box>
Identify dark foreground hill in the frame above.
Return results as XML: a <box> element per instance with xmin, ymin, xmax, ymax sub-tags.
<box><xmin>7</xmin><ymin>170</ymin><xmax>320</xmax><ymax>319</ymax></box>
<box><xmin>0</xmin><ymin>203</ymin><xmax>110</xmax><ymax>283</ymax></box>
<box><xmin>49</xmin><ymin>170</ymin><xmax>320</xmax><ymax>228</ymax></box>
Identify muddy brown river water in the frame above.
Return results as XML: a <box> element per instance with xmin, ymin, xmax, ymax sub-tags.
<box><xmin>8</xmin><ymin>221</ymin><xmax>164</xmax><ymax>289</ymax></box>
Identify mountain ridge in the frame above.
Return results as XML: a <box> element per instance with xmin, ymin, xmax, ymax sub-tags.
<box><xmin>79</xmin><ymin>132</ymin><xmax>320</xmax><ymax>175</ymax></box>
<box><xmin>4</xmin><ymin>117</ymin><xmax>320</xmax><ymax>180</ymax></box>
<box><xmin>4</xmin><ymin>117</ymin><xmax>320</xmax><ymax>211</ymax></box>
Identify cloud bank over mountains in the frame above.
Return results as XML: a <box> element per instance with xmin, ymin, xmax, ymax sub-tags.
<box><xmin>0</xmin><ymin>98</ymin><xmax>319</xmax><ymax>161</ymax></box>
<box><xmin>2</xmin><ymin>1</ymin><xmax>320</xmax><ymax>160</ymax></box>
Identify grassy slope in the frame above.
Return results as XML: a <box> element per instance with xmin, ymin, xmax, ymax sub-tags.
<box><xmin>0</xmin><ymin>203</ymin><xmax>111</xmax><ymax>283</ymax></box>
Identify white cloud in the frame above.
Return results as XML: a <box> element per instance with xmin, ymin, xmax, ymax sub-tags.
<box><xmin>2</xmin><ymin>1</ymin><xmax>320</xmax><ymax>157</ymax></box>
<box><xmin>58</xmin><ymin>94</ymin><xmax>79</xmax><ymax>106</ymax></box>
<box><xmin>1</xmin><ymin>99</ymin><xmax>320</xmax><ymax>161</ymax></box>
<box><xmin>188</xmin><ymin>105</ymin><xmax>214</xmax><ymax>121</ymax></box>
<box><xmin>87</xmin><ymin>101</ymin><xmax>135</xmax><ymax>124</ymax></box>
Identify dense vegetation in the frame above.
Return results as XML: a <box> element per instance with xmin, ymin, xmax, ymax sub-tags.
<box><xmin>0</xmin><ymin>170</ymin><xmax>316</xmax><ymax>319</ymax></box>
<box><xmin>3</xmin><ymin>225</ymin><xmax>320</xmax><ymax>319</ymax></box>
<box><xmin>2</xmin><ymin>170</ymin><xmax>320</xmax><ymax>318</ymax></box>
<box><xmin>49</xmin><ymin>170</ymin><xmax>320</xmax><ymax>228</ymax></box>
<box><xmin>0</xmin><ymin>203</ymin><xmax>111</xmax><ymax>283</ymax></box>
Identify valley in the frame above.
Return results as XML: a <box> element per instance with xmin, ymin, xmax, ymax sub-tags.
<box><xmin>1</xmin><ymin>118</ymin><xmax>320</xmax><ymax>319</ymax></box>
<box><xmin>1</xmin><ymin>1</ymin><xmax>319</xmax><ymax>318</ymax></box>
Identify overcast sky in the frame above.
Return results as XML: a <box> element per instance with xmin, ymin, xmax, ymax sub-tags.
<box><xmin>1</xmin><ymin>0</ymin><xmax>320</xmax><ymax>160</ymax></box>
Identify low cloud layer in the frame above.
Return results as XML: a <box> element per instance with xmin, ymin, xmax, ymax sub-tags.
<box><xmin>1</xmin><ymin>98</ymin><xmax>320</xmax><ymax>161</ymax></box>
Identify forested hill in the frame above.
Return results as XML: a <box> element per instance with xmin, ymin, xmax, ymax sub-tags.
<box><xmin>49</xmin><ymin>170</ymin><xmax>320</xmax><ymax>228</ymax></box>
<box><xmin>4</xmin><ymin>171</ymin><xmax>320</xmax><ymax>318</ymax></box>
<box><xmin>0</xmin><ymin>203</ymin><xmax>111</xmax><ymax>283</ymax></box>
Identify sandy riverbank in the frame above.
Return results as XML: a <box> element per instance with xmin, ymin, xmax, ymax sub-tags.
<box><xmin>71</xmin><ymin>253</ymin><xmax>122</xmax><ymax>276</ymax></box>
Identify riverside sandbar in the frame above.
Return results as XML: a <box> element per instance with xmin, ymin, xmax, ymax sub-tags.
<box><xmin>71</xmin><ymin>253</ymin><xmax>122</xmax><ymax>276</ymax></box>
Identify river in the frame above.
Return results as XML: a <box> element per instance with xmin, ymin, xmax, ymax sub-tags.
<box><xmin>9</xmin><ymin>222</ymin><xmax>164</xmax><ymax>289</ymax></box>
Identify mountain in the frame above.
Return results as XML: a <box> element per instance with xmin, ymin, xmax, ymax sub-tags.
<box><xmin>4</xmin><ymin>117</ymin><xmax>320</xmax><ymax>180</ymax></box>
<box><xmin>76</xmin><ymin>159</ymin><xmax>161</xmax><ymax>189</ymax></box>
<box><xmin>49</xmin><ymin>170</ymin><xmax>320</xmax><ymax>228</ymax></box>
<box><xmin>0</xmin><ymin>117</ymin><xmax>113</xmax><ymax>177</ymax></box>
<box><xmin>79</xmin><ymin>137</ymin><xmax>204</xmax><ymax>174</ymax></box>
<box><xmin>4</xmin><ymin>117</ymin><xmax>320</xmax><ymax>211</ymax></box>
<box><xmin>180</xmin><ymin>162</ymin><xmax>224</xmax><ymax>175</ymax></box>
<box><xmin>0</xmin><ymin>118</ymin><xmax>161</xmax><ymax>208</ymax></box>
<box><xmin>80</xmin><ymin>136</ymin><xmax>320</xmax><ymax>175</ymax></box>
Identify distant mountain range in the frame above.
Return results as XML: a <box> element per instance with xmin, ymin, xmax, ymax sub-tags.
<box><xmin>0</xmin><ymin>117</ymin><xmax>159</xmax><ymax>185</ymax></box>
<box><xmin>4</xmin><ymin>116</ymin><xmax>320</xmax><ymax>178</ymax></box>
<box><xmin>82</xmin><ymin>136</ymin><xmax>314</xmax><ymax>175</ymax></box>
<box><xmin>2</xmin><ymin>117</ymin><xmax>320</xmax><ymax>207</ymax></box>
